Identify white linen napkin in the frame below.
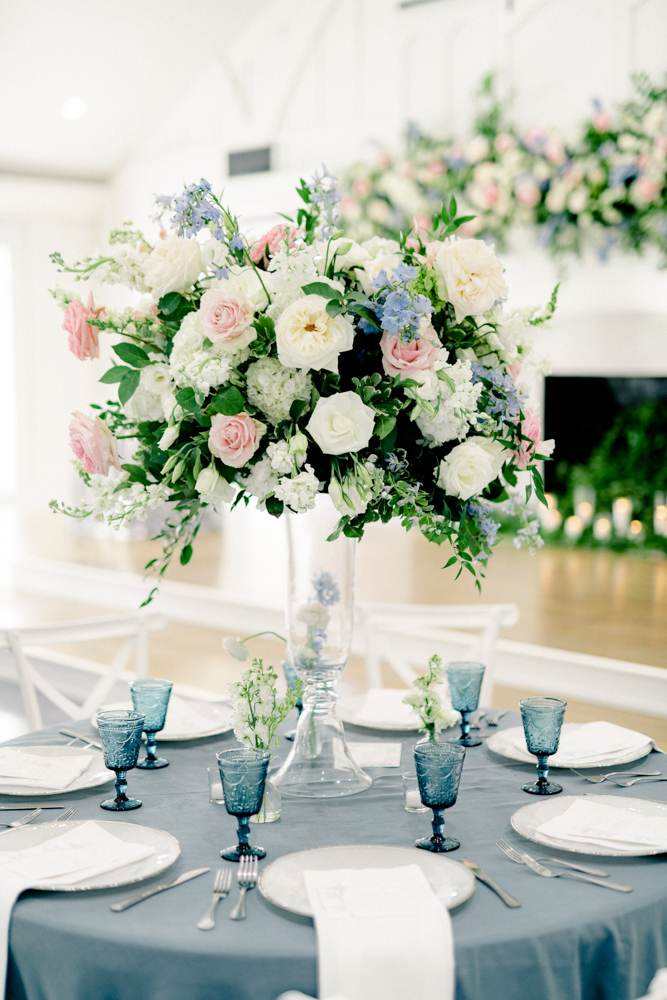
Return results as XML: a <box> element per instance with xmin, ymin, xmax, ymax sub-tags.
<box><xmin>0</xmin><ymin>748</ymin><xmax>92</xmax><ymax>790</ymax></box>
<box><xmin>353</xmin><ymin>689</ymin><xmax>418</xmax><ymax>728</ymax></box>
<box><xmin>510</xmin><ymin>721</ymin><xmax>652</xmax><ymax>766</ymax></box>
<box><xmin>304</xmin><ymin>865</ymin><xmax>454</xmax><ymax>1000</ymax></box>
<box><xmin>0</xmin><ymin>821</ymin><xmax>155</xmax><ymax>1000</ymax></box>
<box><xmin>338</xmin><ymin>743</ymin><xmax>402</xmax><ymax>768</ymax></box>
<box><xmin>162</xmin><ymin>696</ymin><xmax>225</xmax><ymax>736</ymax></box>
<box><xmin>537</xmin><ymin>799</ymin><xmax>667</xmax><ymax>851</ymax></box>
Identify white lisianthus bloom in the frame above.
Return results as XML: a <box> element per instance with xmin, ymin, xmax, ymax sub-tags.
<box><xmin>306</xmin><ymin>391</ymin><xmax>375</xmax><ymax>456</ymax></box>
<box><xmin>195</xmin><ymin>466</ymin><xmax>235</xmax><ymax>506</ymax></box>
<box><xmin>360</xmin><ymin>236</ymin><xmax>401</xmax><ymax>258</ymax></box>
<box><xmin>433</xmin><ymin>238</ymin><xmax>508</xmax><ymax>323</ymax></box>
<box><xmin>274</xmin><ymin>465</ymin><xmax>321</xmax><ymax>513</ymax></box>
<box><xmin>297</xmin><ymin>601</ymin><xmax>330</xmax><ymax>628</ymax></box>
<box><xmin>245</xmin><ymin>357</ymin><xmax>312</xmax><ymax>425</ymax></box>
<box><xmin>275</xmin><ymin>295</ymin><xmax>354</xmax><ymax>374</ymax></box>
<box><xmin>328</xmin><ymin>476</ymin><xmax>368</xmax><ymax>516</ymax></box>
<box><xmin>141</xmin><ymin>361</ymin><xmax>172</xmax><ymax>397</ymax></box>
<box><xmin>142</xmin><ymin>234</ymin><xmax>203</xmax><ymax>299</ymax></box>
<box><xmin>437</xmin><ymin>436</ymin><xmax>508</xmax><ymax>501</ymax></box>
<box><xmin>223</xmin><ymin>637</ymin><xmax>250</xmax><ymax>662</ymax></box>
<box><xmin>159</xmin><ymin>424</ymin><xmax>180</xmax><ymax>450</ymax></box>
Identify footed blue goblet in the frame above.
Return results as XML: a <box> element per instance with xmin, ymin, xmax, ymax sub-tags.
<box><xmin>130</xmin><ymin>677</ymin><xmax>173</xmax><ymax>769</ymax></box>
<box><xmin>217</xmin><ymin>748</ymin><xmax>270</xmax><ymax>861</ymax></box>
<box><xmin>97</xmin><ymin>710</ymin><xmax>145</xmax><ymax>811</ymax></box>
<box><xmin>446</xmin><ymin>662</ymin><xmax>486</xmax><ymax>748</ymax></box>
<box><xmin>520</xmin><ymin>697</ymin><xmax>567</xmax><ymax>795</ymax></box>
<box><xmin>413</xmin><ymin>742</ymin><xmax>466</xmax><ymax>852</ymax></box>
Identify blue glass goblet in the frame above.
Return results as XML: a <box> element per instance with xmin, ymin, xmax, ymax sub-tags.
<box><xmin>446</xmin><ymin>662</ymin><xmax>486</xmax><ymax>748</ymax></box>
<box><xmin>413</xmin><ymin>742</ymin><xmax>466</xmax><ymax>852</ymax></box>
<box><xmin>217</xmin><ymin>748</ymin><xmax>270</xmax><ymax>861</ymax></box>
<box><xmin>97</xmin><ymin>710</ymin><xmax>145</xmax><ymax>811</ymax></box>
<box><xmin>520</xmin><ymin>696</ymin><xmax>567</xmax><ymax>795</ymax></box>
<box><xmin>130</xmin><ymin>677</ymin><xmax>173</xmax><ymax>769</ymax></box>
<box><xmin>282</xmin><ymin>659</ymin><xmax>303</xmax><ymax>742</ymax></box>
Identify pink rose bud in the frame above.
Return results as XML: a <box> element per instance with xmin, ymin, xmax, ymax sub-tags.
<box><xmin>198</xmin><ymin>289</ymin><xmax>253</xmax><ymax>344</ymax></box>
<box><xmin>69</xmin><ymin>411</ymin><xmax>120</xmax><ymax>476</ymax></box>
<box><xmin>414</xmin><ymin>214</ymin><xmax>432</xmax><ymax>233</ymax></box>
<box><xmin>424</xmin><ymin>240</ymin><xmax>444</xmax><ymax>267</ymax></box>
<box><xmin>63</xmin><ymin>293</ymin><xmax>103</xmax><ymax>361</ymax></box>
<box><xmin>514</xmin><ymin>408</ymin><xmax>542</xmax><ymax>471</ymax></box>
<box><xmin>249</xmin><ymin>224</ymin><xmax>300</xmax><ymax>266</ymax></box>
<box><xmin>380</xmin><ymin>329</ymin><xmax>440</xmax><ymax>378</ymax></box>
<box><xmin>208</xmin><ymin>412</ymin><xmax>264</xmax><ymax>469</ymax></box>
<box><xmin>405</xmin><ymin>237</ymin><xmax>421</xmax><ymax>251</ymax></box>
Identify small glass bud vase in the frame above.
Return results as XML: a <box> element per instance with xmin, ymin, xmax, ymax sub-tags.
<box><xmin>249</xmin><ymin>777</ymin><xmax>282</xmax><ymax>824</ymax></box>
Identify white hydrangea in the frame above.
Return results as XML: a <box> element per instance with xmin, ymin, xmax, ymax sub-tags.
<box><xmin>264</xmin><ymin>247</ymin><xmax>320</xmax><ymax>321</ymax></box>
<box><xmin>245</xmin><ymin>356</ymin><xmax>312</xmax><ymax>425</ymax></box>
<box><xmin>169</xmin><ymin>313</ymin><xmax>238</xmax><ymax>393</ymax></box>
<box><xmin>266</xmin><ymin>440</ymin><xmax>301</xmax><ymax>475</ymax></box>
<box><xmin>415</xmin><ymin>358</ymin><xmax>484</xmax><ymax>445</ymax></box>
<box><xmin>274</xmin><ymin>465</ymin><xmax>321</xmax><ymax>513</ymax></box>
<box><xmin>239</xmin><ymin>455</ymin><xmax>280</xmax><ymax>509</ymax></box>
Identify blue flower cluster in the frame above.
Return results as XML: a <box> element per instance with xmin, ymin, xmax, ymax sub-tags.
<box><xmin>312</xmin><ymin>572</ymin><xmax>340</xmax><ymax>608</ymax></box>
<box><xmin>307</xmin><ymin>166</ymin><xmax>341</xmax><ymax>240</ymax></box>
<box><xmin>155</xmin><ymin>179</ymin><xmax>244</xmax><ymax>262</ymax></box>
<box><xmin>465</xmin><ymin>501</ymin><xmax>500</xmax><ymax>546</ymax></box>
<box><xmin>471</xmin><ymin>362</ymin><xmax>526</xmax><ymax>421</ymax></box>
<box><xmin>359</xmin><ymin>265</ymin><xmax>432</xmax><ymax>341</ymax></box>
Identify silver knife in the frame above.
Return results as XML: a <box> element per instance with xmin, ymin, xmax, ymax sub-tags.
<box><xmin>0</xmin><ymin>804</ymin><xmax>67</xmax><ymax>810</ymax></box>
<box><xmin>111</xmin><ymin>868</ymin><xmax>211</xmax><ymax>911</ymax></box>
<box><xmin>59</xmin><ymin>729</ymin><xmax>104</xmax><ymax>750</ymax></box>
<box><xmin>462</xmin><ymin>858</ymin><xmax>521</xmax><ymax>907</ymax></box>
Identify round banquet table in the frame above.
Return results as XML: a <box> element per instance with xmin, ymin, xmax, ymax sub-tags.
<box><xmin>3</xmin><ymin>712</ymin><xmax>667</xmax><ymax>1000</ymax></box>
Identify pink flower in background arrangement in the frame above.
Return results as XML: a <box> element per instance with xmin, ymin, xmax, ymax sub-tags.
<box><xmin>405</xmin><ymin>237</ymin><xmax>421</xmax><ymax>251</ymax></box>
<box><xmin>544</xmin><ymin>137</ymin><xmax>566</xmax><ymax>166</ymax></box>
<box><xmin>515</xmin><ymin>182</ymin><xmax>541</xmax><ymax>208</ymax></box>
<box><xmin>523</xmin><ymin>127</ymin><xmax>547</xmax><ymax>153</ymax></box>
<box><xmin>352</xmin><ymin>178</ymin><xmax>372</xmax><ymax>198</ymax></box>
<box><xmin>637</xmin><ymin>153</ymin><xmax>650</xmax><ymax>171</ymax></box>
<box><xmin>479</xmin><ymin>182</ymin><xmax>500</xmax><ymax>208</ymax></box>
<box><xmin>376</xmin><ymin>151</ymin><xmax>392</xmax><ymax>169</ymax></box>
<box><xmin>208</xmin><ymin>412</ymin><xmax>264</xmax><ymax>468</ymax></box>
<box><xmin>654</xmin><ymin>136</ymin><xmax>667</xmax><ymax>154</ymax></box>
<box><xmin>198</xmin><ymin>289</ymin><xmax>253</xmax><ymax>344</ymax></box>
<box><xmin>494</xmin><ymin>134</ymin><xmax>515</xmax><ymax>154</ymax></box>
<box><xmin>249</xmin><ymin>224</ymin><xmax>300</xmax><ymax>267</ymax></box>
<box><xmin>414</xmin><ymin>214</ymin><xmax>432</xmax><ymax>233</ymax></box>
<box><xmin>425</xmin><ymin>161</ymin><xmax>446</xmax><ymax>177</ymax></box>
<box><xmin>63</xmin><ymin>293</ymin><xmax>104</xmax><ymax>361</ymax></box>
<box><xmin>507</xmin><ymin>362</ymin><xmax>522</xmax><ymax>381</ymax></box>
<box><xmin>514</xmin><ymin>408</ymin><xmax>542</xmax><ymax>471</ymax></box>
<box><xmin>634</xmin><ymin>176</ymin><xmax>661</xmax><ymax>203</ymax></box>
<box><xmin>380</xmin><ymin>330</ymin><xmax>440</xmax><ymax>377</ymax></box>
<box><xmin>593</xmin><ymin>110</ymin><xmax>612</xmax><ymax>133</ymax></box>
<box><xmin>424</xmin><ymin>240</ymin><xmax>444</xmax><ymax>267</ymax></box>
<box><xmin>69</xmin><ymin>411</ymin><xmax>120</xmax><ymax>475</ymax></box>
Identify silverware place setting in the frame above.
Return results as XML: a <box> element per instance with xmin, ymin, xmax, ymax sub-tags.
<box><xmin>496</xmin><ymin>839</ymin><xmax>609</xmax><ymax>877</ymax></box>
<box><xmin>496</xmin><ymin>840</ymin><xmax>632</xmax><ymax>891</ymax></box>
<box><xmin>112</xmin><ymin>868</ymin><xmax>211</xmax><ymax>913</ymax></box>
<box><xmin>229</xmin><ymin>855</ymin><xmax>259</xmax><ymax>921</ymax></box>
<box><xmin>0</xmin><ymin>807</ymin><xmax>43</xmax><ymax>829</ymax></box>
<box><xmin>461</xmin><ymin>858</ymin><xmax>521</xmax><ymax>907</ymax></box>
<box><xmin>197</xmin><ymin>869</ymin><xmax>233</xmax><ymax>929</ymax></box>
<box><xmin>570</xmin><ymin>769</ymin><xmax>662</xmax><ymax>784</ymax></box>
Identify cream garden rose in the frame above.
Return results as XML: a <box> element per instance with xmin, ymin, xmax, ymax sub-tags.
<box><xmin>437</xmin><ymin>436</ymin><xmax>508</xmax><ymax>501</ymax></box>
<box><xmin>306</xmin><ymin>391</ymin><xmax>375</xmax><ymax>456</ymax></box>
<box><xmin>275</xmin><ymin>294</ymin><xmax>354</xmax><ymax>373</ymax></box>
<box><xmin>142</xmin><ymin>234</ymin><xmax>203</xmax><ymax>299</ymax></box>
<box><xmin>433</xmin><ymin>238</ymin><xmax>508</xmax><ymax>323</ymax></box>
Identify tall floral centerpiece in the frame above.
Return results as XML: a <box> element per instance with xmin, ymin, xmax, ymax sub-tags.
<box><xmin>51</xmin><ymin>169</ymin><xmax>554</xmax><ymax>795</ymax></box>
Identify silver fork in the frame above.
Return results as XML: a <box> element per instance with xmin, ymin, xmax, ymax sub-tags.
<box><xmin>229</xmin><ymin>855</ymin><xmax>258</xmax><ymax>921</ymax></box>
<box><xmin>469</xmin><ymin>711</ymin><xmax>487</xmax><ymax>730</ymax></box>
<box><xmin>570</xmin><ymin>768</ymin><xmax>661</xmax><ymax>783</ymax></box>
<box><xmin>485</xmin><ymin>710</ymin><xmax>509</xmax><ymax>727</ymax></box>
<box><xmin>520</xmin><ymin>854</ymin><xmax>632</xmax><ymax>892</ymax></box>
<box><xmin>196</xmin><ymin>868</ymin><xmax>232</xmax><ymax>930</ymax></box>
<box><xmin>607</xmin><ymin>775</ymin><xmax>667</xmax><ymax>787</ymax></box>
<box><xmin>51</xmin><ymin>806</ymin><xmax>78</xmax><ymax>823</ymax></box>
<box><xmin>496</xmin><ymin>839</ymin><xmax>609</xmax><ymax>877</ymax></box>
<box><xmin>0</xmin><ymin>807</ymin><xmax>42</xmax><ymax>829</ymax></box>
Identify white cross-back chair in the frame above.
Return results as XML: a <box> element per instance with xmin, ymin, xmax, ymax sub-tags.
<box><xmin>356</xmin><ymin>603</ymin><xmax>519</xmax><ymax>706</ymax></box>
<box><xmin>1</xmin><ymin>613</ymin><xmax>165</xmax><ymax>732</ymax></box>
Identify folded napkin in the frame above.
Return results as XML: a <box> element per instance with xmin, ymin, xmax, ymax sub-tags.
<box><xmin>353</xmin><ymin>689</ymin><xmax>418</xmax><ymax>728</ymax></box>
<box><xmin>0</xmin><ymin>748</ymin><xmax>92</xmax><ymax>790</ymax></box>
<box><xmin>340</xmin><ymin>743</ymin><xmax>402</xmax><ymax>768</ymax></box>
<box><xmin>537</xmin><ymin>799</ymin><xmax>667</xmax><ymax>851</ymax></box>
<box><xmin>304</xmin><ymin>865</ymin><xmax>454</xmax><ymax>1000</ymax></box>
<box><xmin>162</xmin><ymin>695</ymin><xmax>214</xmax><ymax>736</ymax></box>
<box><xmin>511</xmin><ymin>720</ymin><xmax>652</xmax><ymax>767</ymax></box>
<box><xmin>0</xmin><ymin>821</ymin><xmax>155</xmax><ymax>1000</ymax></box>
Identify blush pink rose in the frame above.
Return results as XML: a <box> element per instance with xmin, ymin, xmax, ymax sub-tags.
<box><xmin>424</xmin><ymin>240</ymin><xmax>444</xmax><ymax>267</ymax></box>
<box><xmin>353</xmin><ymin>178</ymin><xmax>372</xmax><ymax>198</ymax></box>
<box><xmin>514</xmin><ymin>408</ymin><xmax>542</xmax><ymax>471</ymax></box>
<box><xmin>480</xmin><ymin>182</ymin><xmax>500</xmax><ymax>207</ymax></box>
<box><xmin>198</xmin><ymin>289</ymin><xmax>252</xmax><ymax>344</ymax></box>
<box><xmin>249</xmin><ymin>224</ymin><xmax>300</xmax><ymax>266</ymax></box>
<box><xmin>425</xmin><ymin>161</ymin><xmax>446</xmax><ymax>177</ymax></box>
<box><xmin>515</xmin><ymin>183</ymin><xmax>540</xmax><ymax>208</ymax></box>
<box><xmin>635</xmin><ymin>176</ymin><xmax>661</xmax><ymax>202</ymax></box>
<box><xmin>69</xmin><ymin>411</ymin><xmax>120</xmax><ymax>475</ymax></box>
<box><xmin>63</xmin><ymin>293</ymin><xmax>104</xmax><ymax>361</ymax></box>
<box><xmin>380</xmin><ymin>329</ymin><xmax>440</xmax><ymax>378</ymax></box>
<box><xmin>208</xmin><ymin>412</ymin><xmax>263</xmax><ymax>468</ymax></box>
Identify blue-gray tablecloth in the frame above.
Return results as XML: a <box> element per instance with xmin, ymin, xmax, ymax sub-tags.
<box><xmin>3</xmin><ymin>712</ymin><xmax>667</xmax><ymax>1000</ymax></box>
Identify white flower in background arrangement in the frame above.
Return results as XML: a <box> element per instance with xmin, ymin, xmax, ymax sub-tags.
<box><xmin>433</xmin><ymin>238</ymin><xmax>508</xmax><ymax>323</ymax></box>
<box><xmin>222</xmin><ymin>637</ymin><xmax>250</xmax><ymax>662</ymax></box>
<box><xmin>306</xmin><ymin>391</ymin><xmax>375</xmax><ymax>455</ymax></box>
<box><xmin>297</xmin><ymin>601</ymin><xmax>330</xmax><ymax>628</ymax></box>
<box><xmin>245</xmin><ymin>357</ymin><xmax>312</xmax><ymax>425</ymax></box>
<box><xmin>275</xmin><ymin>295</ymin><xmax>354</xmax><ymax>374</ymax></box>
<box><xmin>357</xmin><ymin>236</ymin><xmax>403</xmax><ymax>296</ymax></box>
<box><xmin>265</xmin><ymin>247</ymin><xmax>320</xmax><ymax>321</ymax></box>
<box><xmin>437</xmin><ymin>436</ymin><xmax>508</xmax><ymax>501</ymax></box>
<box><xmin>313</xmin><ymin>237</ymin><xmax>370</xmax><ymax>274</ymax></box>
<box><xmin>211</xmin><ymin>265</ymin><xmax>269</xmax><ymax>311</ymax></box>
<box><xmin>142</xmin><ymin>234</ymin><xmax>203</xmax><ymax>299</ymax></box>
<box><xmin>274</xmin><ymin>465</ymin><xmax>321</xmax><ymax>513</ymax></box>
<box><xmin>238</xmin><ymin>455</ymin><xmax>281</xmax><ymax>509</ymax></box>
<box><xmin>95</xmin><ymin>245</ymin><xmax>150</xmax><ymax>292</ymax></box>
<box><xmin>169</xmin><ymin>313</ymin><xmax>234</xmax><ymax>392</ymax></box>
<box><xmin>195</xmin><ymin>466</ymin><xmax>235</xmax><ymax>506</ymax></box>
<box><xmin>123</xmin><ymin>362</ymin><xmax>174</xmax><ymax>423</ymax></box>
<box><xmin>415</xmin><ymin>359</ymin><xmax>483</xmax><ymax>445</ymax></box>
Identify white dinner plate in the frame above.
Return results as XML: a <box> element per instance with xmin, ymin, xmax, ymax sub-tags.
<box><xmin>511</xmin><ymin>793</ymin><xmax>667</xmax><ymax>857</ymax></box>
<box><xmin>258</xmin><ymin>844</ymin><xmax>475</xmax><ymax>916</ymax></box>
<box><xmin>487</xmin><ymin>723</ymin><xmax>653</xmax><ymax>769</ymax></box>
<box><xmin>0</xmin><ymin>819</ymin><xmax>181</xmax><ymax>890</ymax></box>
<box><xmin>92</xmin><ymin>699</ymin><xmax>234</xmax><ymax>741</ymax></box>
<box><xmin>0</xmin><ymin>745</ymin><xmax>112</xmax><ymax>797</ymax></box>
<box><xmin>338</xmin><ymin>695</ymin><xmax>421</xmax><ymax>732</ymax></box>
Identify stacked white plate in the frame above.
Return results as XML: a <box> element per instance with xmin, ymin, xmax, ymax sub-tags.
<box><xmin>0</xmin><ymin>746</ymin><xmax>112</xmax><ymax>797</ymax></box>
<box><xmin>92</xmin><ymin>695</ymin><xmax>234</xmax><ymax>741</ymax></box>
<box><xmin>487</xmin><ymin>720</ymin><xmax>653</xmax><ymax>769</ymax></box>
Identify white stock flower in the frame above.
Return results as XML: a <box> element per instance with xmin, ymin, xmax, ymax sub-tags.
<box><xmin>297</xmin><ymin>601</ymin><xmax>330</xmax><ymax>628</ymax></box>
<box><xmin>142</xmin><ymin>234</ymin><xmax>203</xmax><ymax>299</ymax></box>
<box><xmin>275</xmin><ymin>295</ymin><xmax>354</xmax><ymax>374</ymax></box>
<box><xmin>306</xmin><ymin>391</ymin><xmax>375</xmax><ymax>456</ymax></box>
<box><xmin>223</xmin><ymin>637</ymin><xmax>250</xmax><ymax>662</ymax></box>
<box><xmin>169</xmin><ymin>313</ymin><xmax>234</xmax><ymax>393</ymax></box>
<box><xmin>274</xmin><ymin>465</ymin><xmax>320</xmax><ymax>513</ymax></box>
<box><xmin>265</xmin><ymin>247</ymin><xmax>320</xmax><ymax>321</ymax></box>
<box><xmin>195</xmin><ymin>466</ymin><xmax>235</xmax><ymax>506</ymax></box>
<box><xmin>433</xmin><ymin>238</ymin><xmax>508</xmax><ymax>323</ymax></box>
<box><xmin>437</xmin><ymin>436</ymin><xmax>507</xmax><ymax>501</ymax></box>
<box><xmin>245</xmin><ymin>357</ymin><xmax>312</xmax><ymax>425</ymax></box>
<box><xmin>414</xmin><ymin>358</ymin><xmax>483</xmax><ymax>445</ymax></box>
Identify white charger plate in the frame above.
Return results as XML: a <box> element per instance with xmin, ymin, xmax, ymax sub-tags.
<box><xmin>511</xmin><ymin>793</ymin><xmax>667</xmax><ymax>857</ymax></box>
<box><xmin>487</xmin><ymin>723</ymin><xmax>653</xmax><ymax>769</ymax></box>
<box><xmin>338</xmin><ymin>695</ymin><xmax>421</xmax><ymax>732</ymax></box>
<box><xmin>0</xmin><ymin>819</ymin><xmax>180</xmax><ymax>890</ymax></box>
<box><xmin>92</xmin><ymin>699</ymin><xmax>234</xmax><ymax>741</ymax></box>
<box><xmin>258</xmin><ymin>844</ymin><xmax>475</xmax><ymax>916</ymax></box>
<box><xmin>0</xmin><ymin>746</ymin><xmax>112</xmax><ymax>797</ymax></box>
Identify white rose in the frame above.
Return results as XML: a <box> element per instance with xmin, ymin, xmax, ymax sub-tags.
<box><xmin>357</xmin><ymin>252</ymin><xmax>404</xmax><ymax>296</ymax></box>
<box><xmin>275</xmin><ymin>295</ymin><xmax>354</xmax><ymax>373</ymax></box>
<box><xmin>433</xmin><ymin>238</ymin><xmax>508</xmax><ymax>323</ymax></box>
<box><xmin>212</xmin><ymin>266</ymin><xmax>268</xmax><ymax>311</ymax></box>
<box><xmin>437</xmin><ymin>436</ymin><xmax>508</xmax><ymax>501</ymax></box>
<box><xmin>360</xmin><ymin>236</ymin><xmax>401</xmax><ymax>258</ymax></box>
<box><xmin>195</xmin><ymin>466</ymin><xmax>235</xmax><ymax>506</ymax></box>
<box><xmin>306</xmin><ymin>391</ymin><xmax>375</xmax><ymax>456</ymax></box>
<box><xmin>142</xmin><ymin>234</ymin><xmax>203</xmax><ymax>299</ymax></box>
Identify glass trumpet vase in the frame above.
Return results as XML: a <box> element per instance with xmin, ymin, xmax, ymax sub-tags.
<box><xmin>271</xmin><ymin>497</ymin><xmax>372</xmax><ymax>798</ymax></box>
<box><xmin>249</xmin><ymin>777</ymin><xmax>282</xmax><ymax>824</ymax></box>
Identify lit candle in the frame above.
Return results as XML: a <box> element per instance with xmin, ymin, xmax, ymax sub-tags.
<box><xmin>405</xmin><ymin>789</ymin><xmax>422</xmax><ymax>809</ymax></box>
<box><xmin>564</xmin><ymin>515</ymin><xmax>583</xmax><ymax>541</ymax></box>
<box><xmin>612</xmin><ymin>497</ymin><xmax>633</xmax><ymax>537</ymax></box>
<box><xmin>593</xmin><ymin>515</ymin><xmax>612</xmax><ymax>542</ymax></box>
